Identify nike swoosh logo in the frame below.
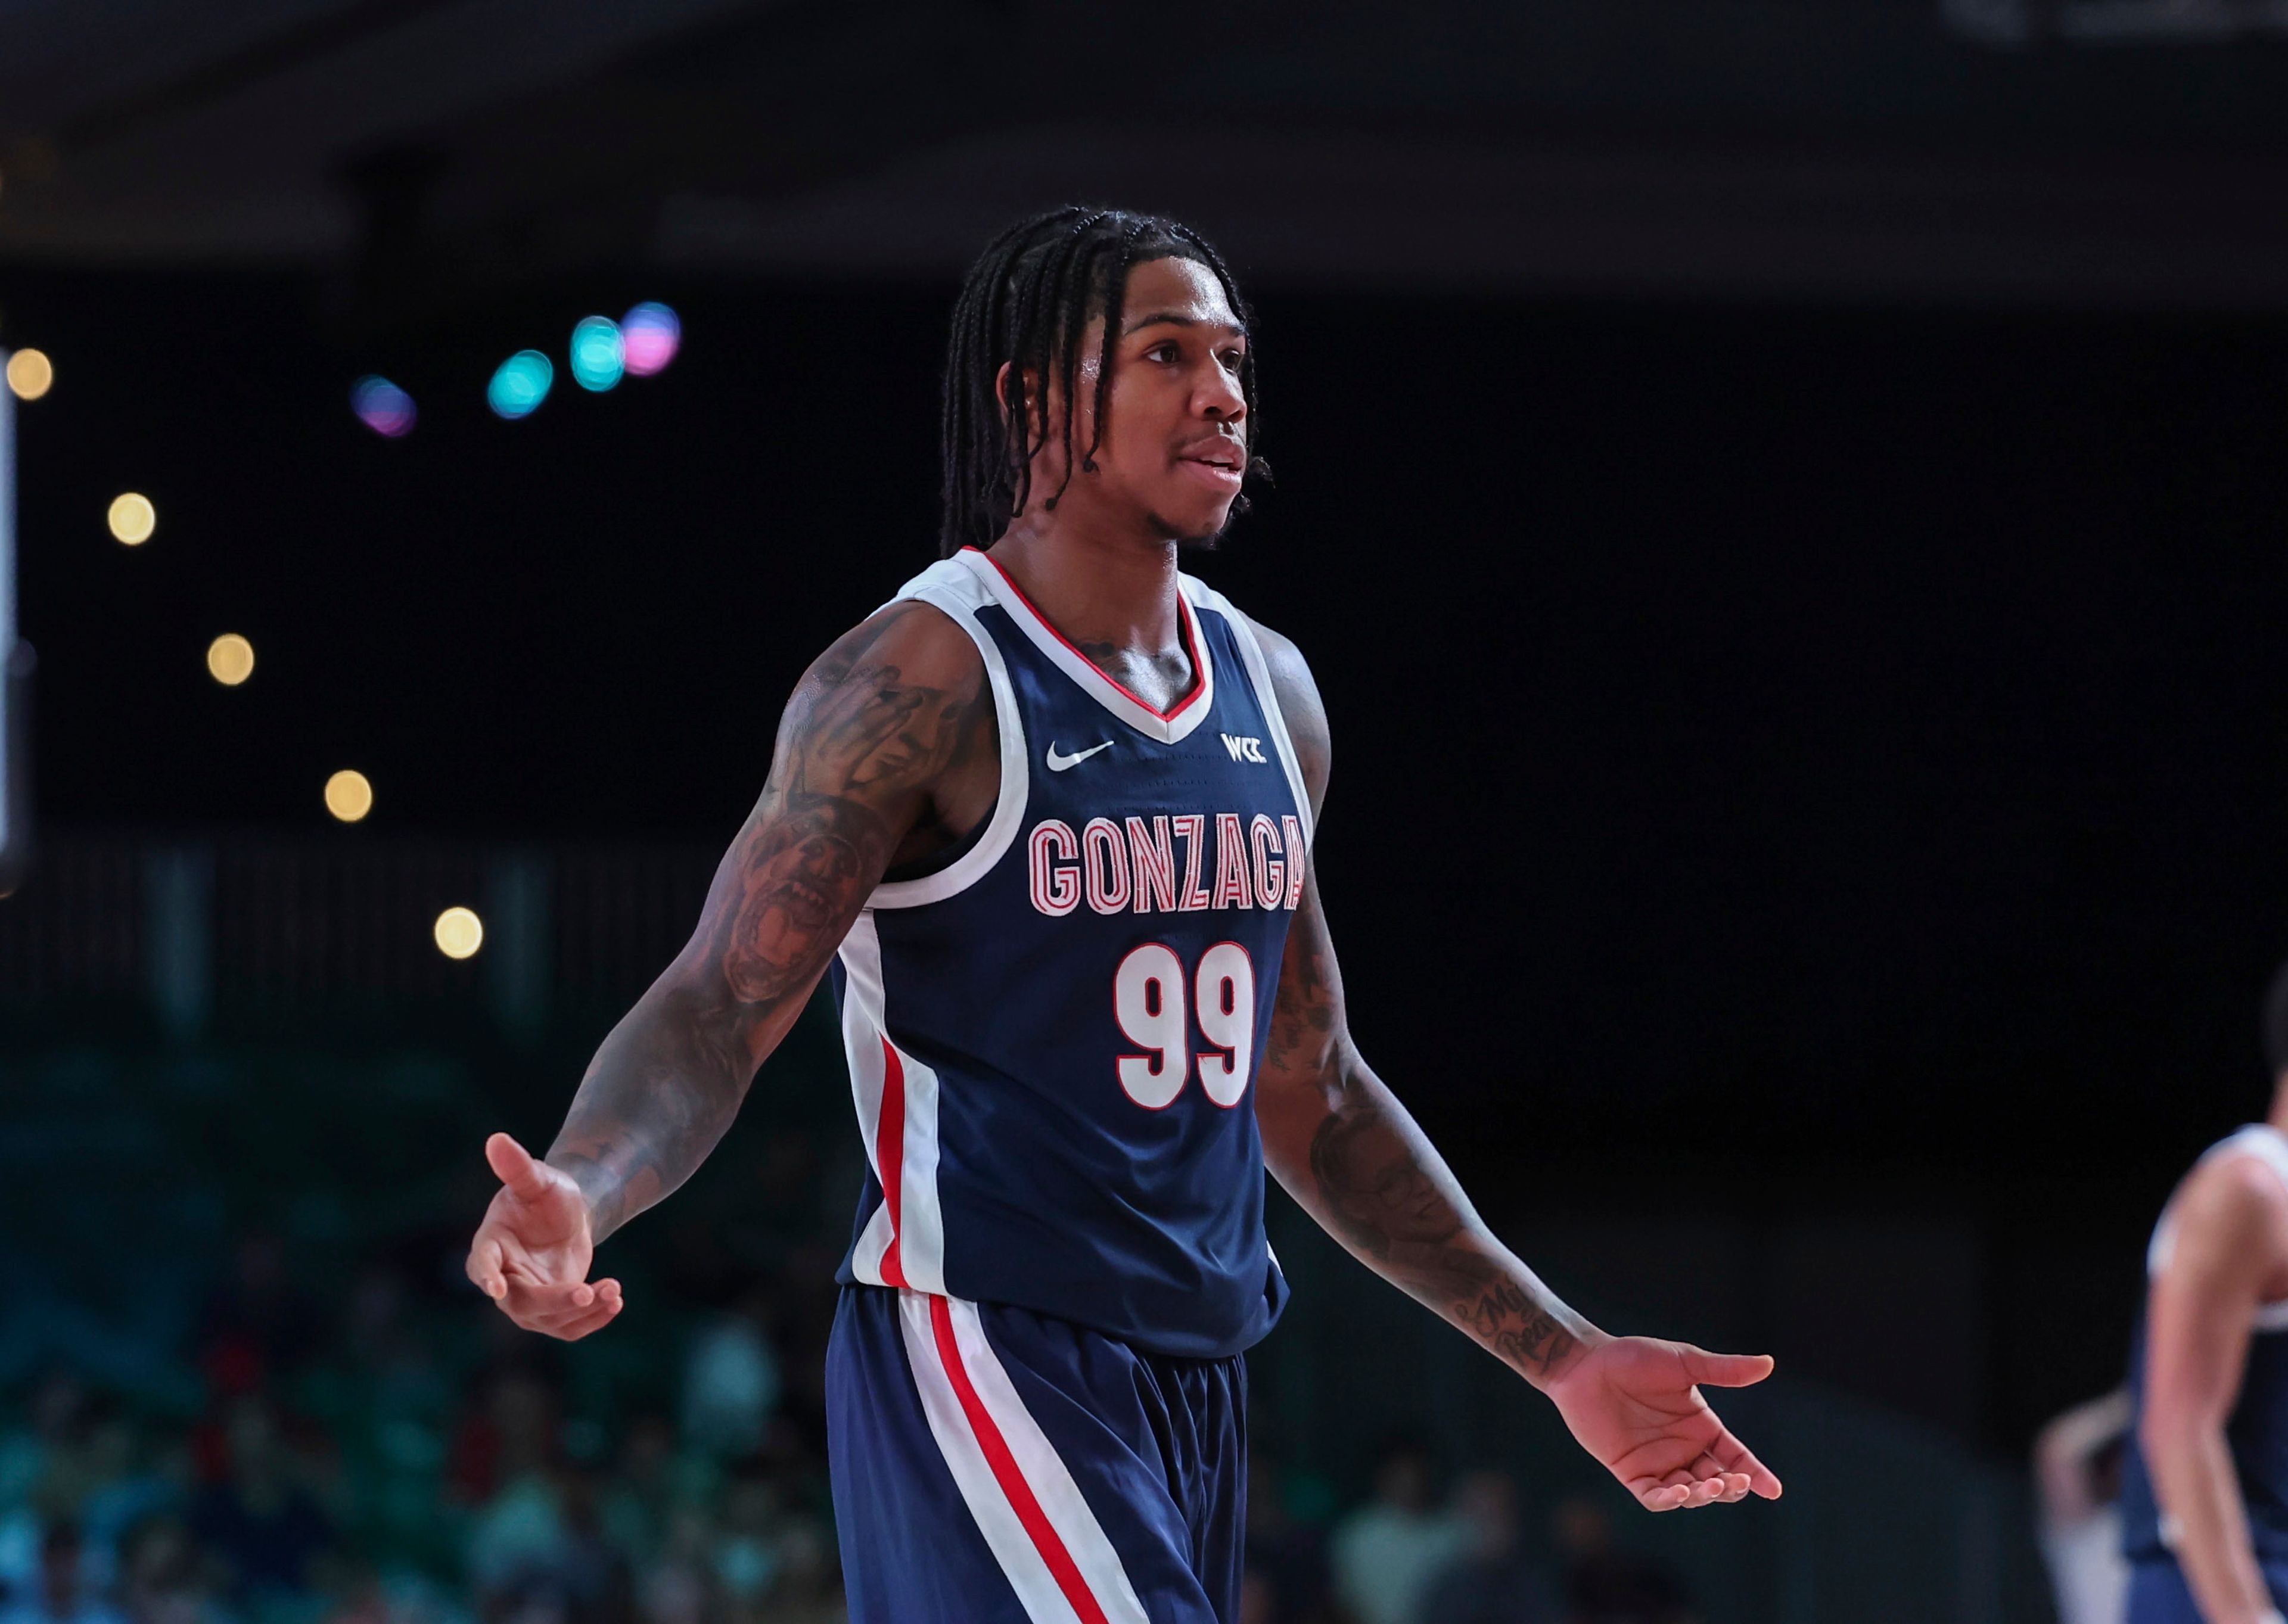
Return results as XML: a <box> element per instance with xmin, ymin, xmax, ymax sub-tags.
<box><xmin>1044</xmin><ymin>740</ymin><xmax>1115</xmax><ymax>773</ymax></box>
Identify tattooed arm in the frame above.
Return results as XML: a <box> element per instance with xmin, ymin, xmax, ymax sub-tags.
<box><xmin>1248</xmin><ymin>620</ymin><xmax>1783</xmax><ymax>1513</ymax></box>
<box><xmin>465</xmin><ymin>601</ymin><xmax>994</xmax><ymax>1340</ymax></box>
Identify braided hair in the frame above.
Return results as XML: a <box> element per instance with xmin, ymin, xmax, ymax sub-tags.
<box><xmin>938</xmin><ymin>206</ymin><xmax>1266</xmax><ymax>558</ymax></box>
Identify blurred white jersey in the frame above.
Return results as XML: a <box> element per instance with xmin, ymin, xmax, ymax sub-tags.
<box><xmin>2041</xmin><ymin>1504</ymin><xmax>2128</xmax><ymax>1624</ymax></box>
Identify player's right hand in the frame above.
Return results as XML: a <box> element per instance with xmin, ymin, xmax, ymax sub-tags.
<box><xmin>465</xmin><ymin>1132</ymin><xmax>624</xmax><ymax>1340</ymax></box>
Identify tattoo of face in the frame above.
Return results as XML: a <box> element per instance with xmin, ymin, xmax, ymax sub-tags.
<box><xmin>1310</xmin><ymin>1103</ymin><xmax>1465</xmax><ymax>1259</ymax></box>
<box><xmin>721</xmin><ymin>799</ymin><xmax>874</xmax><ymax>1003</ymax></box>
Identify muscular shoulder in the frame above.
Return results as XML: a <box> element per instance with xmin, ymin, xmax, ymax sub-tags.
<box><xmin>762</xmin><ymin>595</ymin><xmax>993</xmax><ymax>820</ymax></box>
<box><xmin>1237</xmin><ymin>613</ymin><xmax>1330</xmax><ymax>817</ymax></box>
<box><xmin>2170</xmin><ymin>1149</ymin><xmax>2288</xmax><ymax>1275</ymax></box>
<box><xmin>798</xmin><ymin>596</ymin><xmax>984</xmax><ymax>704</ymax></box>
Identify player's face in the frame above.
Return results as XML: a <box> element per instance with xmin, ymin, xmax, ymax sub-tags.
<box><xmin>1072</xmin><ymin>256</ymin><xmax>1250</xmax><ymax>544</ymax></box>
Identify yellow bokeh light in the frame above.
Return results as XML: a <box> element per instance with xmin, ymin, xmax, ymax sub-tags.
<box><xmin>206</xmin><ymin>633</ymin><xmax>255</xmax><ymax>686</ymax></box>
<box><xmin>108</xmin><ymin>492</ymin><xmax>156</xmax><ymax>545</ymax></box>
<box><xmin>324</xmin><ymin>769</ymin><xmax>373</xmax><ymax>823</ymax></box>
<box><xmin>434</xmin><ymin>906</ymin><xmax>483</xmax><ymax>960</ymax></box>
<box><xmin>5</xmin><ymin>349</ymin><xmax>53</xmax><ymax>402</ymax></box>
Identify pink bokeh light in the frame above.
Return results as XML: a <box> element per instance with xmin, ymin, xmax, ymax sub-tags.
<box><xmin>351</xmin><ymin>375</ymin><xmax>416</xmax><ymax>438</ymax></box>
<box><xmin>621</xmin><ymin>303</ymin><xmax>680</xmax><ymax>377</ymax></box>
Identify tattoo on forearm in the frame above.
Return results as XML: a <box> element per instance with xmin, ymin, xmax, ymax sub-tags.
<box><xmin>550</xmin><ymin>603</ymin><xmax>987</xmax><ymax>1239</ymax></box>
<box><xmin>1448</xmin><ymin>1256</ymin><xmax>1580</xmax><ymax>1377</ymax></box>
<box><xmin>1251</xmin><ymin>619</ymin><xmax>1578</xmax><ymax>1380</ymax></box>
<box><xmin>1302</xmin><ymin>1065</ymin><xmax>1580</xmax><ymax>1380</ymax></box>
<box><xmin>1265</xmin><ymin>932</ymin><xmax>1337</xmax><ymax>1078</ymax></box>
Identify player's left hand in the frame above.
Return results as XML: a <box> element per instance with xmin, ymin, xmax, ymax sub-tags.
<box><xmin>1544</xmin><ymin>1336</ymin><xmax>1783</xmax><ymax>1511</ymax></box>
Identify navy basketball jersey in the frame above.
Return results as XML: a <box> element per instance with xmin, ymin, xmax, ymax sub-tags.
<box><xmin>828</xmin><ymin>547</ymin><xmax>1309</xmax><ymax>1359</ymax></box>
<box><xmin>2120</xmin><ymin>1125</ymin><xmax>2288</xmax><ymax>1564</ymax></box>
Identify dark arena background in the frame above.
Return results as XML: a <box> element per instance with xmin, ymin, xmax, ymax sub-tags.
<box><xmin>8</xmin><ymin>5</ymin><xmax>2288</xmax><ymax>1622</ymax></box>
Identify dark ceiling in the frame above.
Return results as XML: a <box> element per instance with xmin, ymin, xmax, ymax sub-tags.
<box><xmin>7</xmin><ymin>0</ymin><xmax>2288</xmax><ymax>315</ymax></box>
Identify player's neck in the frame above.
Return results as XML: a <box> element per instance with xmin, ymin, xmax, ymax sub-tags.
<box><xmin>2268</xmin><ymin>1075</ymin><xmax>2288</xmax><ymax>1135</ymax></box>
<box><xmin>986</xmin><ymin>509</ymin><xmax>1185</xmax><ymax>657</ymax></box>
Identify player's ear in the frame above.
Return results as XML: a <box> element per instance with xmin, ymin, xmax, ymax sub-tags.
<box><xmin>995</xmin><ymin>361</ymin><xmax>1050</xmax><ymax>428</ymax></box>
<box><xmin>996</xmin><ymin>361</ymin><xmax>1058</xmax><ymax>474</ymax></box>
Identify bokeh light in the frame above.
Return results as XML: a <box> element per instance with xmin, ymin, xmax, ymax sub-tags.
<box><xmin>487</xmin><ymin>350</ymin><xmax>554</xmax><ymax>419</ymax></box>
<box><xmin>324</xmin><ymin>769</ymin><xmax>374</xmax><ymax>823</ymax></box>
<box><xmin>107</xmin><ymin>493</ymin><xmax>156</xmax><ymax>545</ymax></box>
<box><xmin>570</xmin><ymin>316</ymin><xmax>625</xmax><ymax>392</ymax></box>
<box><xmin>206</xmin><ymin>634</ymin><xmax>255</xmax><ymax>686</ymax></box>
<box><xmin>351</xmin><ymin>375</ymin><xmax>416</xmax><ymax>437</ymax></box>
<box><xmin>5</xmin><ymin>349</ymin><xmax>53</xmax><ymax>401</ymax></box>
<box><xmin>434</xmin><ymin>906</ymin><xmax>484</xmax><ymax>959</ymax></box>
<box><xmin>621</xmin><ymin>303</ymin><xmax>680</xmax><ymax>377</ymax></box>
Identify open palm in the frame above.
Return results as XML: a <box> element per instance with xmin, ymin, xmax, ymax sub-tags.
<box><xmin>465</xmin><ymin>1133</ymin><xmax>624</xmax><ymax>1340</ymax></box>
<box><xmin>1546</xmin><ymin>1336</ymin><xmax>1782</xmax><ymax>1511</ymax></box>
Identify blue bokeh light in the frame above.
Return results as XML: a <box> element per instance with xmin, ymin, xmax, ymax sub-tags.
<box><xmin>570</xmin><ymin>316</ymin><xmax>626</xmax><ymax>393</ymax></box>
<box><xmin>487</xmin><ymin>351</ymin><xmax>554</xmax><ymax>419</ymax></box>
<box><xmin>350</xmin><ymin>375</ymin><xmax>416</xmax><ymax>437</ymax></box>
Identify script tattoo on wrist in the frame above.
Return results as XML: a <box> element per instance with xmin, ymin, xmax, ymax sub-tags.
<box><xmin>552</xmin><ymin>603</ymin><xmax>987</xmax><ymax>1240</ymax></box>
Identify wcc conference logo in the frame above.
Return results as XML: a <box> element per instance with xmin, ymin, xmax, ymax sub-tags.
<box><xmin>1219</xmin><ymin>733</ymin><xmax>1267</xmax><ymax>764</ymax></box>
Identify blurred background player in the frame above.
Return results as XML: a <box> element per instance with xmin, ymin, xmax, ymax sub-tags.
<box><xmin>464</xmin><ymin>206</ymin><xmax>1781</xmax><ymax>1624</ymax></box>
<box><xmin>2034</xmin><ymin>1386</ymin><xmax>2131</xmax><ymax>1624</ymax></box>
<box><xmin>2118</xmin><ymin>962</ymin><xmax>2288</xmax><ymax>1623</ymax></box>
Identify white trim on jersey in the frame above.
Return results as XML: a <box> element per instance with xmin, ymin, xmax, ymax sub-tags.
<box><xmin>838</xmin><ymin>914</ymin><xmax>947</xmax><ymax>1294</ymax></box>
<box><xmin>897</xmin><ymin>1291</ymin><xmax>1150</xmax><ymax>1624</ymax></box>
<box><xmin>1186</xmin><ymin>579</ymin><xmax>1315</xmax><ymax>850</ymax></box>
<box><xmin>957</xmin><ymin>548</ymin><xmax>1217</xmax><ymax>746</ymax></box>
<box><xmin>866</xmin><ymin>555</ymin><xmax>1032</xmax><ymax>910</ymax></box>
<box><xmin>2147</xmin><ymin>1123</ymin><xmax>2288</xmax><ymax>1333</ymax></box>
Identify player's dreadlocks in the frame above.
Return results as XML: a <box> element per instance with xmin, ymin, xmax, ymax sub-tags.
<box><xmin>939</xmin><ymin>206</ymin><xmax>1266</xmax><ymax>558</ymax></box>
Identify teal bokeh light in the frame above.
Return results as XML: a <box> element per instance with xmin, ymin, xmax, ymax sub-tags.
<box><xmin>487</xmin><ymin>350</ymin><xmax>554</xmax><ymax>419</ymax></box>
<box><xmin>570</xmin><ymin>317</ymin><xmax>626</xmax><ymax>393</ymax></box>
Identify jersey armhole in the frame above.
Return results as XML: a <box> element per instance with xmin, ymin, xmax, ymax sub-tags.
<box><xmin>1187</xmin><ymin>579</ymin><xmax>1316</xmax><ymax>850</ymax></box>
<box><xmin>866</xmin><ymin>583</ymin><xmax>1029</xmax><ymax>910</ymax></box>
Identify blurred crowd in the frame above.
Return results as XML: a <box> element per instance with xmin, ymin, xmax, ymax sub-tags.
<box><xmin>0</xmin><ymin>1243</ymin><xmax>847</xmax><ymax>1624</ymax></box>
<box><xmin>0</xmin><ymin>1116</ymin><xmax>1692</xmax><ymax>1624</ymax></box>
<box><xmin>1246</xmin><ymin>1439</ymin><xmax>1695</xmax><ymax>1624</ymax></box>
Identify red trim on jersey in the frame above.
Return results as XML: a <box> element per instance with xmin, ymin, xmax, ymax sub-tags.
<box><xmin>927</xmin><ymin>1295</ymin><xmax>1112</xmax><ymax>1624</ymax></box>
<box><xmin>965</xmin><ymin>547</ymin><xmax>1208</xmax><ymax>722</ymax></box>
<box><xmin>876</xmin><ymin>1038</ymin><xmax>907</xmax><ymax>1288</ymax></box>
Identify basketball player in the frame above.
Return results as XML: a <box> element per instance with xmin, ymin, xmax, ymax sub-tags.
<box><xmin>464</xmin><ymin>207</ymin><xmax>1782</xmax><ymax>1624</ymax></box>
<box><xmin>2120</xmin><ymin>963</ymin><xmax>2288</xmax><ymax>1624</ymax></box>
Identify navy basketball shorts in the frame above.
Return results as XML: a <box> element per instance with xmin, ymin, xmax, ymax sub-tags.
<box><xmin>2127</xmin><ymin>1555</ymin><xmax>2288</xmax><ymax>1622</ymax></box>
<box><xmin>826</xmin><ymin>1284</ymin><xmax>1247</xmax><ymax>1624</ymax></box>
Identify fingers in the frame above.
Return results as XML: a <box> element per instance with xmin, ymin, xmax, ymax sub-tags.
<box><xmin>1637</xmin><ymin>1470</ymin><xmax>1747</xmax><ymax>1513</ymax></box>
<box><xmin>1635</xmin><ymin>1444</ymin><xmax>1777</xmax><ymax>1513</ymax></box>
<box><xmin>1703</xmin><ymin>1422</ymin><xmax>1785</xmax><ymax>1500</ymax></box>
<box><xmin>1690</xmin><ymin>1455</ymin><xmax>1756</xmax><ymax>1504</ymax></box>
<box><xmin>486</xmin><ymin>1132</ymin><xmax>554</xmax><ymax>1201</ymax></box>
<box><xmin>1680</xmin><ymin>1346</ymin><xmax>1776</xmax><ymax>1389</ymax></box>
<box><xmin>507</xmin><ymin>1277</ymin><xmax>610</xmax><ymax>1320</ymax></box>
<box><xmin>500</xmin><ymin>1277</ymin><xmax>626</xmax><ymax>1340</ymax></box>
<box><xmin>1639</xmin><ymin>1475</ymin><xmax>1718</xmax><ymax>1512</ymax></box>
<box><xmin>465</xmin><ymin>1236</ymin><xmax>508</xmax><ymax>1302</ymax></box>
<box><xmin>540</xmin><ymin>1284</ymin><xmax>625</xmax><ymax>1342</ymax></box>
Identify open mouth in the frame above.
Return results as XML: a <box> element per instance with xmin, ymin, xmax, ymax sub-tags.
<box><xmin>1179</xmin><ymin>446</ymin><xmax>1245</xmax><ymax>487</ymax></box>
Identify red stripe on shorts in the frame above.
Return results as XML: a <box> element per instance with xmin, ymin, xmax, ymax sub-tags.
<box><xmin>927</xmin><ymin>1295</ymin><xmax>1111</xmax><ymax>1624</ymax></box>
